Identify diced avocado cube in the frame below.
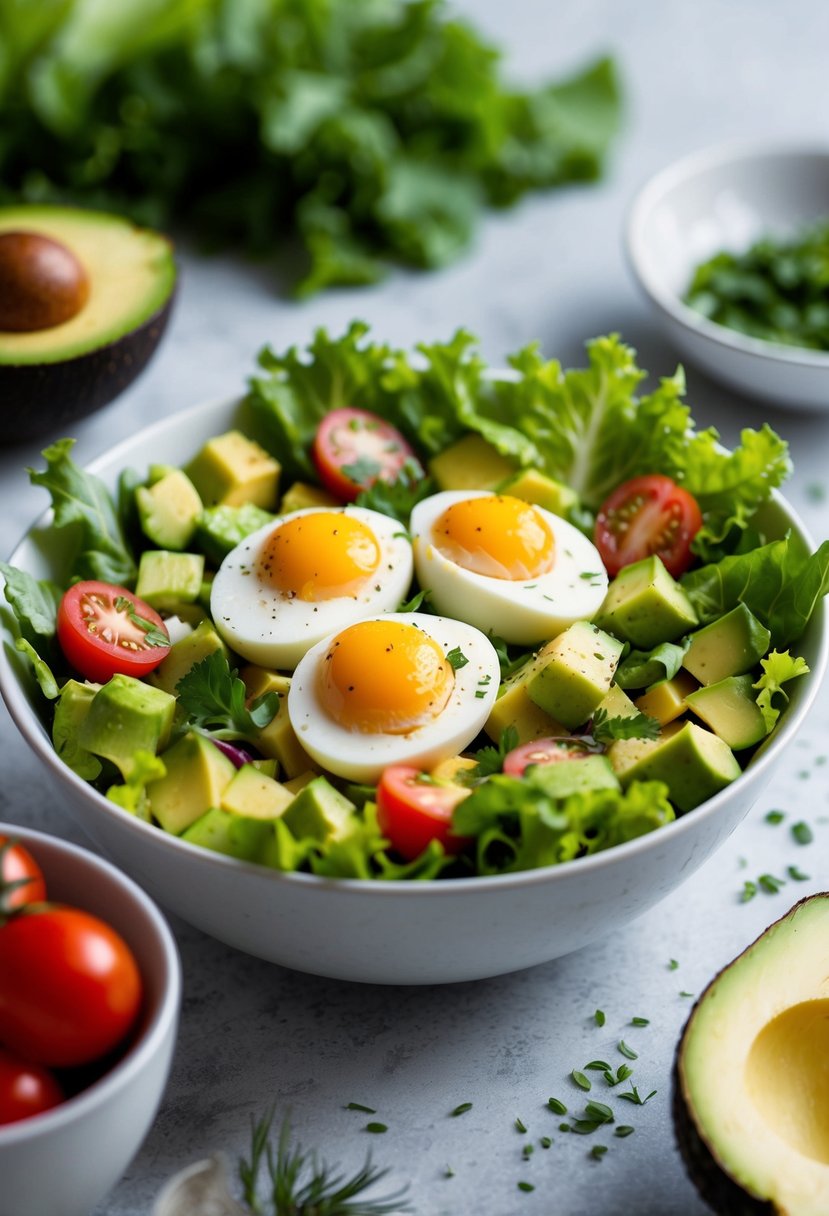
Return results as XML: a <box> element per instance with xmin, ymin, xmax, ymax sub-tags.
<box><xmin>52</xmin><ymin>679</ymin><xmax>102</xmax><ymax>780</ymax></box>
<box><xmin>240</xmin><ymin>665</ymin><xmax>315</xmax><ymax>779</ymax></box>
<box><xmin>483</xmin><ymin>642</ymin><xmax>568</xmax><ymax>744</ymax></box>
<box><xmin>496</xmin><ymin>469</ymin><xmax>578</xmax><ymax>517</ymax></box>
<box><xmin>252</xmin><ymin>758</ymin><xmax>279</xmax><ymax>778</ymax></box>
<box><xmin>682</xmin><ymin>603</ymin><xmax>772</xmax><ymax>686</ymax></box>
<box><xmin>185</xmin><ymin>430</ymin><xmax>280</xmax><ymax>509</ymax></box>
<box><xmin>220</xmin><ymin>764</ymin><xmax>295</xmax><ymax>818</ymax></box>
<box><xmin>147</xmin><ymin>619</ymin><xmax>228</xmax><ymax>695</ymax></box>
<box><xmin>135</xmin><ymin>469</ymin><xmax>203</xmax><ymax>551</ymax></box>
<box><xmin>181</xmin><ymin>807</ymin><xmax>274</xmax><ymax>862</ymax></box>
<box><xmin>595</xmin><ymin>682</ymin><xmax>639</xmax><ymax>721</ymax></box>
<box><xmin>530</xmin><ymin>754</ymin><xmax>620</xmax><ymax>798</ymax></box>
<box><xmin>594</xmin><ymin>555</ymin><xmax>698</xmax><ymax>649</ymax></box>
<box><xmin>635</xmin><ymin>670</ymin><xmax>699</xmax><ymax>726</ymax></box>
<box><xmin>136</xmin><ymin>550</ymin><xmax>204</xmax><ymax>611</ymax></box>
<box><xmin>281</xmin><ymin>776</ymin><xmax>356</xmax><ymax>842</ymax></box>
<box><xmin>430</xmin><ymin>755</ymin><xmax>478</xmax><ymax>785</ymax></box>
<box><xmin>428</xmin><ymin>433</ymin><xmax>517</xmax><ymax>492</ymax></box>
<box><xmin>279</xmin><ymin>481</ymin><xmax>339</xmax><ymax>514</ymax></box>
<box><xmin>79</xmin><ymin>675</ymin><xmax>175</xmax><ymax>779</ymax></box>
<box><xmin>527</xmin><ymin>622</ymin><xmax>624</xmax><ymax>729</ymax></box>
<box><xmin>147</xmin><ymin>731</ymin><xmax>236</xmax><ymax>834</ymax></box>
<box><xmin>282</xmin><ymin>770</ymin><xmax>318</xmax><ymax>795</ymax></box>
<box><xmin>685</xmin><ymin>675</ymin><xmax>768</xmax><ymax>750</ymax></box>
<box><xmin>609</xmin><ymin>721</ymin><xmax>741</xmax><ymax>813</ymax></box>
<box><xmin>195</xmin><ymin>502</ymin><xmax>275</xmax><ymax>566</ymax></box>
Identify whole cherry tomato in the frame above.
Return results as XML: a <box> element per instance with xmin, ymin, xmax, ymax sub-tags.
<box><xmin>0</xmin><ymin>835</ymin><xmax>46</xmax><ymax>912</ymax></box>
<box><xmin>0</xmin><ymin>1047</ymin><xmax>63</xmax><ymax>1125</ymax></box>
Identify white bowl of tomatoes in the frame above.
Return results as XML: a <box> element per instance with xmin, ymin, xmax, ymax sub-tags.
<box><xmin>0</xmin><ymin>824</ymin><xmax>181</xmax><ymax>1216</ymax></box>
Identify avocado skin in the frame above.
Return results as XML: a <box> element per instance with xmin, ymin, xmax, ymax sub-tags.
<box><xmin>0</xmin><ymin>289</ymin><xmax>174</xmax><ymax>444</ymax></box>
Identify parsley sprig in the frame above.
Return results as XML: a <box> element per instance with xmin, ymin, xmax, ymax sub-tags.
<box><xmin>176</xmin><ymin>652</ymin><xmax>279</xmax><ymax>742</ymax></box>
<box><xmin>590</xmin><ymin>708</ymin><xmax>660</xmax><ymax>744</ymax></box>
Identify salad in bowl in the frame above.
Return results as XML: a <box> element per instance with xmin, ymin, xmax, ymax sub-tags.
<box><xmin>1</xmin><ymin>325</ymin><xmax>826</xmax><ymax>982</ymax></box>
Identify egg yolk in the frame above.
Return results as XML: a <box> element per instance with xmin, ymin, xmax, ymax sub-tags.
<box><xmin>432</xmin><ymin>495</ymin><xmax>555</xmax><ymax>580</ymax></box>
<box><xmin>257</xmin><ymin>512</ymin><xmax>380</xmax><ymax>601</ymax></box>
<box><xmin>319</xmin><ymin>619</ymin><xmax>455</xmax><ymax>734</ymax></box>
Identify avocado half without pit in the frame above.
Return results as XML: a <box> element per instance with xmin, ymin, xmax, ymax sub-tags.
<box><xmin>673</xmin><ymin>893</ymin><xmax>829</xmax><ymax>1216</ymax></box>
<box><xmin>0</xmin><ymin>205</ymin><xmax>176</xmax><ymax>443</ymax></box>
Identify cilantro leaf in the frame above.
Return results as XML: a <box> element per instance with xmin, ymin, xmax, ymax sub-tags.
<box><xmin>590</xmin><ymin>708</ymin><xmax>660</xmax><ymax>744</ymax></box>
<box><xmin>176</xmin><ymin>653</ymin><xmax>279</xmax><ymax>742</ymax></box>
<box><xmin>471</xmin><ymin>726</ymin><xmax>520</xmax><ymax>779</ymax></box>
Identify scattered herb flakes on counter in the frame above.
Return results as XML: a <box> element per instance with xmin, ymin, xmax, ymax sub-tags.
<box><xmin>685</xmin><ymin>217</ymin><xmax>829</xmax><ymax>350</ymax></box>
<box><xmin>0</xmin><ymin>0</ymin><xmax>622</xmax><ymax>296</ymax></box>
<box><xmin>791</xmin><ymin>821</ymin><xmax>814</xmax><ymax>845</ymax></box>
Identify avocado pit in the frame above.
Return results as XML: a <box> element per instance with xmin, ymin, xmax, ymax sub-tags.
<box><xmin>0</xmin><ymin>230</ymin><xmax>90</xmax><ymax>332</ymax></box>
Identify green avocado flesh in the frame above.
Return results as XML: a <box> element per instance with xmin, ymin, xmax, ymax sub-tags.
<box><xmin>676</xmin><ymin>894</ymin><xmax>829</xmax><ymax>1215</ymax></box>
<box><xmin>0</xmin><ymin>205</ymin><xmax>175</xmax><ymax>364</ymax></box>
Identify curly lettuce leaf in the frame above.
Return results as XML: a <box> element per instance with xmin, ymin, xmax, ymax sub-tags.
<box><xmin>682</xmin><ymin>536</ymin><xmax>829</xmax><ymax>650</ymax></box>
<box><xmin>27</xmin><ymin>439</ymin><xmax>136</xmax><ymax>585</ymax></box>
<box><xmin>453</xmin><ymin>772</ymin><xmax>674</xmax><ymax>874</ymax></box>
<box><xmin>753</xmin><ymin>650</ymin><xmax>810</xmax><ymax>732</ymax></box>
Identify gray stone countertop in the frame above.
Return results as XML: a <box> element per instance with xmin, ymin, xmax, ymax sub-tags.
<box><xmin>2</xmin><ymin>2</ymin><xmax>829</xmax><ymax>1213</ymax></box>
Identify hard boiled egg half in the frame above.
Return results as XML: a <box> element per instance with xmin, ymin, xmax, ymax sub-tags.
<box><xmin>288</xmin><ymin>613</ymin><xmax>500</xmax><ymax>782</ymax></box>
<box><xmin>210</xmin><ymin>507</ymin><xmax>413</xmax><ymax>669</ymax></box>
<box><xmin>410</xmin><ymin>490</ymin><xmax>608</xmax><ymax>645</ymax></box>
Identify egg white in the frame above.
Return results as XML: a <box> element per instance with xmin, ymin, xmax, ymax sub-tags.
<box><xmin>210</xmin><ymin>507</ymin><xmax>414</xmax><ymax>670</ymax></box>
<box><xmin>410</xmin><ymin>490</ymin><xmax>608</xmax><ymax>645</ymax></box>
<box><xmin>287</xmin><ymin>612</ymin><xmax>501</xmax><ymax>782</ymax></box>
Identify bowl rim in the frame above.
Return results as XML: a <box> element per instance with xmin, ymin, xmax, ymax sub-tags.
<box><xmin>1</xmin><ymin>390</ymin><xmax>827</xmax><ymax>899</ymax></box>
<box><xmin>0</xmin><ymin>822</ymin><xmax>181</xmax><ymax>1146</ymax></box>
<box><xmin>625</xmin><ymin>138</ymin><xmax>829</xmax><ymax>369</ymax></box>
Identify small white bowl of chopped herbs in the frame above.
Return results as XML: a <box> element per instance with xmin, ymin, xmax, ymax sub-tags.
<box><xmin>1</xmin><ymin>326</ymin><xmax>828</xmax><ymax>985</ymax></box>
<box><xmin>627</xmin><ymin>142</ymin><xmax>829</xmax><ymax>409</ymax></box>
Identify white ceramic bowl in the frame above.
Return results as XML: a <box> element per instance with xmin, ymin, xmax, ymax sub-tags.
<box><xmin>1</xmin><ymin>395</ymin><xmax>826</xmax><ymax>985</ymax></box>
<box><xmin>0</xmin><ymin>823</ymin><xmax>181</xmax><ymax>1216</ymax></box>
<box><xmin>626</xmin><ymin>142</ymin><xmax>829</xmax><ymax>409</ymax></box>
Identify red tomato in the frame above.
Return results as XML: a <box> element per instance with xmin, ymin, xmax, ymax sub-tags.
<box><xmin>312</xmin><ymin>407</ymin><xmax>421</xmax><ymax>502</ymax></box>
<box><xmin>57</xmin><ymin>580</ymin><xmax>170</xmax><ymax>683</ymax></box>
<box><xmin>594</xmin><ymin>474</ymin><xmax>703</xmax><ymax>578</ymax></box>
<box><xmin>0</xmin><ymin>1048</ymin><xmax>63</xmax><ymax>1125</ymax></box>
<box><xmin>376</xmin><ymin>765</ymin><xmax>471</xmax><ymax>861</ymax></box>
<box><xmin>0</xmin><ymin>836</ymin><xmax>46</xmax><ymax>912</ymax></box>
<box><xmin>0</xmin><ymin>906</ymin><xmax>143</xmax><ymax>1068</ymax></box>
<box><xmin>503</xmin><ymin>737</ymin><xmax>593</xmax><ymax>778</ymax></box>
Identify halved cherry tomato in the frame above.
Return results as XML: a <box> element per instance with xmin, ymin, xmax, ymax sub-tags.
<box><xmin>503</xmin><ymin>737</ymin><xmax>593</xmax><ymax>778</ymax></box>
<box><xmin>0</xmin><ymin>835</ymin><xmax>46</xmax><ymax>913</ymax></box>
<box><xmin>594</xmin><ymin>474</ymin><xmax>702</xmax><ymax>578</ymax></box>
<box><xmin>376</xmin><ymin>765</ymin><xmax>471</xmax><ymax>861</ymax></box>
<box><xmin>57</xmin><ymin>580</ymin><xmax>170</xmax><ymax>683</ymax></box>
<box><xmin>312</xmin><ymin>407</ymin><xmax>421</xmax><ymax>502</ymax></box>
<box><xmin>0</xmin><ymin>1048</ymin><xmax>63</xmax><ymax>1125</ymax></box>
<box><xmin>0</xmin><ymin>905</ymin><xmax>143</xmax><ymax>1068</ymax></box>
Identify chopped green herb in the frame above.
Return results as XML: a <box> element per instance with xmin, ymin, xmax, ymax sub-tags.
<box><xmin>584</xmin><ymin>1060</ymin><xmax>612</xmax><ymax>1072</ymax></box>
<box><xmin>522</xmin><ymin>1144</ymin><xmax>534</xmax><ymax>1160</ymax></box>
<box><xmin>613</xmin><ymin>1065</ymin><xmax>633</xmax><ymax>1085</ymax></box>
<box><xmin>365</xmin><ymin>1122</ymin><xmax>388</xmax><ymax>1134</ymax></box>
<box><xmin>444</xmin><ymin>1165</ymin><xmax>455</xmax><ymax>1179</ymax></box>
<box><xmin>517</xmin><ymin>1181</ymin><xmax>535</xmax><ymax>1193</ymax></box>
<box><xmin>615</xmin><ymin>1125</ymin><xmax>635</xmax><ymax>1138</ymax></box>
<box><xmin>540</xmin><ymin>1136</ymin><xmax>553</xmax><ymax>1149</ymax></box>
<box><xmin>571</xmin><ymin>1070</ymin><xmax>591</xmax><ymax>1091</ymax></box>
<box><xmin>630</xmin><ymin>1017</ymin><xmax>650</xmax><ymax>1027</ymax></box>
<box><xmin>571</xmin><ymin>1119</ymin><xmax>602</xmax><ymax>1135</ymax></box>
<box><xmin>547</xmin><ymin>1098</ymin><xmax>567</xmax><ymax>1115</ymax></box>
<box><xmin>590</xmin><ymin>1145</ymin><xmax>608</xmax><ymax>1160</ymax></box>
<box><xmin>679</xmin><ymin>991</ymin><xmax>694</xmax><ymax>999</ymax></box>
<box><xmin>446</xmin><ymin>646</ymin><xmax>469</xmax><ymax>670</ymax></box>
<box><xmin>807</xmin><ymin>483</ymin><xmax>827</xmax><ymax>503</ymax></box>
<box><xmin>668</xmin><ymin>959</ymin><xmax>679</xmax><ymax>971</ymax></box>
<box><xmin>515</xmin><ymin>1117</ymin><xmax>527</xmax><ymax>1134</ymax></box>
<box><xmin>792</xmin><ymin>821</ymin><xmax>814</xmax><ymax>845</ymax></box>
<box><xmin>618</xmin><ymin>1087</ymin><xmax>656</xmax><ymax>1105</ymax></box>
<box><xmin>740</xmin><ymin>881</ymin><xmax>758</xmax><ymax>902</ymax></box>
<box><xmin>787</xmin><ymin>865</ymin><xmax>811</xmax><ymax>881</ymax></box>
<box><xmin>585</xmin><ymin>1101</ymin><xmax>614</xmax><ymax>1124</ymax></box>
<box><xmin>759</xmin><ymin>873</ymin><xmax>786</xmax><ymax>894</ymax></box>
<box><xmin>594</xmin><ymin>1009</ymin><xmax>606</xmax><ymax>1026</ymax></box>
<box><xmin>398</xmin><ymin>587</ymin><xmax>430</xmax><ymax>612</ymax></box>
<box><xmin>450</xmin><ymin>1103</ymin><xmax>473</xmax><ymax>1117</ymax></box>
<box><xmin>617</xmin><ymin>1041</ymin><xmax>638</xmax><ymax>1060</ymax></box>
<box><xmin>591</xmin><ymin>708</ymin><xmax>660</xmax><ymax>744</ymax></box>
<box><xmin>765</xmin><ymin>809</ymin><xmax>786</xmax><ymax>824</ymax></box>
<box><xmin>559</xmin><ymin>1122</ymin><xmax>571</xmax><ymax>1133</ymax></box>
<box><xmin>345</xmin><ymin>1103</ymin><xmax>376</xmax><ymax>1113</ymax></box>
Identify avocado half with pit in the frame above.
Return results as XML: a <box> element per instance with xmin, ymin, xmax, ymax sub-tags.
<box><xmin>673</xmin><ymin>893</ymin><xmax>829</xmax><ymax>1215</ymax></box>
<box><xmin>0</xmin><ymin>205</ymin><xmax>176</xmax><ymax>442</ymax></box>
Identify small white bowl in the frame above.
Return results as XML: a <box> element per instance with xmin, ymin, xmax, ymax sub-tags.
<box><xmin>626</xmin><ymin>142</ymin><xmax>829</xmax><ymax>409</ymax></box>
<box><xmin>1</xmin><ymin>395</ymin><xmax>826</xmax><ymax>985</ymax></box>
<box><xmin>0</xmin><ymin>823</ymin><xmax>181</xmax><ymax>1216</ymax></box>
